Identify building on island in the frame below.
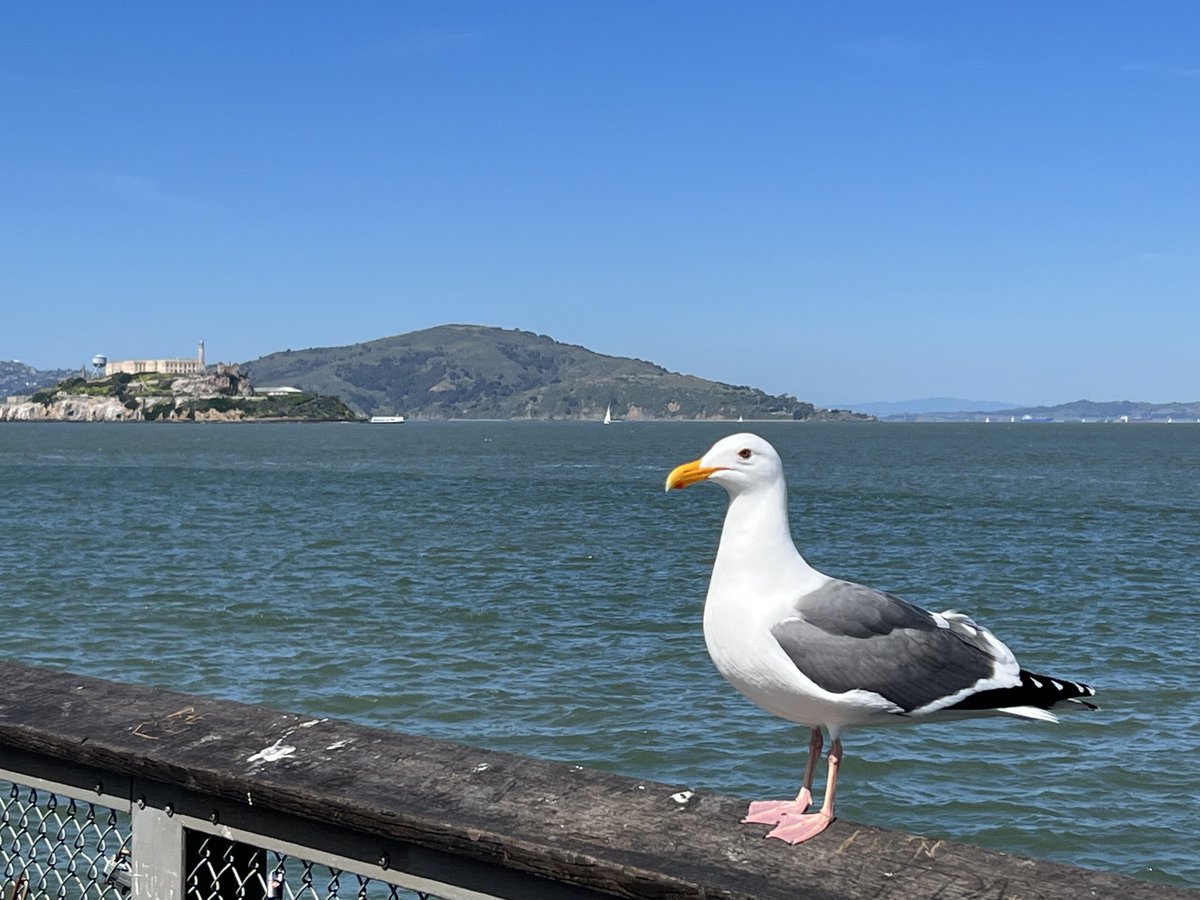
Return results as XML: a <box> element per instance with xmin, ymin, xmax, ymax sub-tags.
<box><xmin>103</xmin><ymin>341</ymin><xmax>207</xmax><ymax>377</ymax></box>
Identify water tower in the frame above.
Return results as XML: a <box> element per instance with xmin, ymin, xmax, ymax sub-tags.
<box><xmin>91</xmin><ymin>354</ymin><xmax>107</xmax><ymax>378</ymax></box>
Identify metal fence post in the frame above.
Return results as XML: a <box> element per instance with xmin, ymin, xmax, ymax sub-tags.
<box><xmin>130</xmin><ymin>804</ymin><xmax>184</xmax><ymax>900</ymax></box>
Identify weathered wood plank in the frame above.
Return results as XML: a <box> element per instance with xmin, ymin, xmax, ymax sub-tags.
<box><xmin>0</xmin><ymin>661</ymin><xmax>1190</xmax><ymax>899</ymax></box>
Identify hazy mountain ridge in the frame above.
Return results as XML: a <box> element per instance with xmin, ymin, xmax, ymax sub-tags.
<box><xmin>847</xmin><ymin>397</ymin><xmax>1024</xmax><ymax>416</ymax></box>
<box><xmin>0</xmin><ymin>361</ymin><xmax>75</xmax><ymax>398</ymax></box>
<box><xmin>884</xmin><ymin>398</ymin><xmax>1200</xmax><ymax>422</ymax></box>
<box><xmin>240</xmin><ymin>324</ymin><xmax>854</xmax><ymax>421</ymax></box>
<box><xmin>1006</xmin><ymin>399</ymin><xmax>1200</xmax><ymax>421</ymax></box>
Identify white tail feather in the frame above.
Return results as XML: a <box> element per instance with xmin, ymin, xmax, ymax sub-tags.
<box><xmin>999</xmin><ymin>705</ymin><xmax>1060</xmax><ymax>723</ymax></box>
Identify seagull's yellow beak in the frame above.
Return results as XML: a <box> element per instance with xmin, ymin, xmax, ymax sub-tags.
<box><xmin>665</xmin><ymin>458</ymin><xmax>725</xmax><ymax>492</ymax></box>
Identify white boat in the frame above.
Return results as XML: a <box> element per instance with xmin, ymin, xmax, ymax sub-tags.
<box><xmin>603</xmin><ymin>405</ymin><xmax>612</xmax><ymax>425</ymax></box>
<box><xmin>369</xmin><ymin>415</ymin><xmax>406</xmax><ymax>424</ymax></box>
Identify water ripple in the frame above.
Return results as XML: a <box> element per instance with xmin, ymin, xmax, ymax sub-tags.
<box><xmin>1</xmin><ymin>421</ymin><xmax>1197</xmax><ymax>887</ymax></box>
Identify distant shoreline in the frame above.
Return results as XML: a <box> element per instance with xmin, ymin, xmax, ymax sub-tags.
<box><xmin>7</xmin><ymin>416</ymin><xmax>1198</xmax><ymax>427</ymax></box>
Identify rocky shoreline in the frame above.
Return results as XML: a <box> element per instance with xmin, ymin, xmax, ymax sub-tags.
<box><xmin>1</xmin><ymin>369</ymin><xmax>360</xmax><ymax>423</ymax></box>
<box><xmin>1</xmin><ymin>396</ymin><xmax>139</xmax><ymax>422</ymax></box>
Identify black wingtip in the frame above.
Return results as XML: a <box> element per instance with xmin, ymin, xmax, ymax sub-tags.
<box><xmin>948</xmin><ymin>669</ymin><xmax>1098</xmax><ymax>714</ymax></box>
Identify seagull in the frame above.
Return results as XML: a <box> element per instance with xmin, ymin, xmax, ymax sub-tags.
<box><xmin>665</xmin><ymin>433</ymin><xmax>1097</xmax><ymax>844</ymax></box>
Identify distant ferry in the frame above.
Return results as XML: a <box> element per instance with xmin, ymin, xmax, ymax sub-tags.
<box><xmin>368</xmin><ymin>415</ymin><xmax>406</xmax><ymax>424</ymax></box>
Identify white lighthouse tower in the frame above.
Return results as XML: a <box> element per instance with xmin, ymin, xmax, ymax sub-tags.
<box><xmin>197</xmin><ymin>339</ymin><xmax>206</xmax><ymax>372</ymax></box>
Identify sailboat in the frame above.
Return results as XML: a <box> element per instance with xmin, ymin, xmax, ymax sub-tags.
<box><xmin>603</xmin><ymin>405</ymin><xmax>613</xmax><ymax>425</ymax></box>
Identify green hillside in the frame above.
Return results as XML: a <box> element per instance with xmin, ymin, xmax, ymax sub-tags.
<box><xmin>240</xmin><ymin>324</ymin><xmax>838</xmax><ymax>420</ymax></box>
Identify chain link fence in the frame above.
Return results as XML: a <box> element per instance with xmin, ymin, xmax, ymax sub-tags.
<box><xmin>0</xmin><ymin>780</ymin><xmax>130</xmax><ymax>899</ymax></box>
<box><xmin>1</xmin><ymin>779</ymin><xmax>444</xmax><ymax>900</ymax></box>
<box><xmin>185</xmin><ymin>835</ymin><xmax>442</xmax><ymax>900</ymax></box>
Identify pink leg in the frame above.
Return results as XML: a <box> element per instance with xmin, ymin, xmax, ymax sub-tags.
<box><xmin>742</xmin><ymin>727</ymin><xmax>822</xmax><ymax>825</ymax></box>
<box><xmin>764</xmin><ymin>737</ymin><xmax>841</xmax><ymax>844</ymax></box>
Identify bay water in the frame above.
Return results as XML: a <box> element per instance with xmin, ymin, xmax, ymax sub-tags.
<box><xmin>1</xmin><ymin>421</ymin><xmax>1197</xmax><ymax>887</ymax></box>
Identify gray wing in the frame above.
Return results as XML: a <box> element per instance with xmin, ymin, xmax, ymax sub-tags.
<box><xmin>771</xmin><ymin>579</ymin><xmax>1004</xmax><ymax>712</ymax></box>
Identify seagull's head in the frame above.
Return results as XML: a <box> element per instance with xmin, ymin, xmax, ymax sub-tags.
<box><xmin>665</xmin><ymin>433</ymin><xmax>784</xmax><ymax>497</ymax></box>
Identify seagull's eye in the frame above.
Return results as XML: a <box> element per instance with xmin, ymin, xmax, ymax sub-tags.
<box><xmin>738</xmin><ymin>448</ymin><xmax>752</xmax><ymax>460</ymax></box>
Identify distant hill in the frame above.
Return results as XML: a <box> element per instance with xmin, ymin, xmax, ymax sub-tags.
<box><xmin>847</xmin><ymin>397</ymin><xmax>1023</xmax><ymax>416</ymax></box>
<box><xmin>883</xmin><ymin>399</ymin><xmax>1200</xmax><ymax>422</ymax></box>
<box><xmin>1002</xmin><ymin>399</ymin><xmax>1200</xmax><ymax>422</ymax></box>
<box><xmin>240</xmin><ymin>324</ymin><xmax>859</xmax><ymax>421</ymax></box>
<box><xmin>0</xmin><ymin>361</ymin><xmax>74</xmax><ymax>398</ymax></box>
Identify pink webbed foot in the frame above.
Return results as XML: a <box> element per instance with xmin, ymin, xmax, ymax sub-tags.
<box><xmin>741</xmin><ymin>788</ymin><xmax>813</xmax><ymax>825</ymax></box>
<box><xmin>749</xmin><ymin>735</ymin><xmax>842</xmax><ymax>845</ymax></box>
<box><xmin>765</xmin><ymin>809</ymin><xmax>835</xmax><ymax>844</ymax></box>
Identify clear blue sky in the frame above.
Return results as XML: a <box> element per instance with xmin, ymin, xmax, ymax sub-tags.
<box><xmin>3</xmin><ymin>3</ymin><xmax>1197</xmax><ymax>406</ymax></box>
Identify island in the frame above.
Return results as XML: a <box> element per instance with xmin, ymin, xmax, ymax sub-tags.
<box><xmin>242</xmin><ymin>324</ymin><xmax>874</xmax><ymax>422</ymax></box>
<box><xmin>0</xmin><ymin>366</ymin><xmax>359</xmax><ymax>423</ymax></box>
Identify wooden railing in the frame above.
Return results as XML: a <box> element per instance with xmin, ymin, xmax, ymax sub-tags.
<box><xmin>0</xmin><ymin>661</ymin><xmax>1190</xmax><ymax>899</ymax></box>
